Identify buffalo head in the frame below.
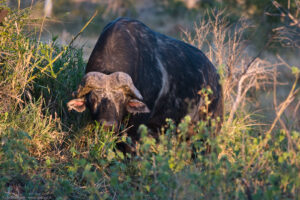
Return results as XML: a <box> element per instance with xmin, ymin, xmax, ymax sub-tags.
<box><xmin>67</xmin><ymin>72</ymin><xmax>150</xmax><ymax>128</ymax></box>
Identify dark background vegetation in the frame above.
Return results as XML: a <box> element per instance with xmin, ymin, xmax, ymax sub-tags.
<box><xmin>6</xmin><ymin>0</ymin><xmax>300</xmax><ymax>59</ymax></box>
<box><xmin>0</xmin><ymin>0</ymin><xmax>300</xmax><ymax>199</ymax></box>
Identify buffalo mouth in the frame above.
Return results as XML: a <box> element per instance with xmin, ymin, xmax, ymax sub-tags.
<box><xmin>98</xmin><ymin>119</ymin><xmax>118</xmax><ymax>130</ymax></box>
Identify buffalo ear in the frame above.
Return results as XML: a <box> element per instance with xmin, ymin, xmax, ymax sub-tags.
<box><xmin>126</xmin><ymin>99</ymin><xmax>150</xmax><ymax>114</ymax></box>
<box><xmin>67</xmin><ymin>98</ymin><xmax>86</xmax><ymax>112</ymax></box>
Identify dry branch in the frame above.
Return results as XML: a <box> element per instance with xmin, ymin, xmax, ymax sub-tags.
<box><xmin>270</xmin><ymin>0</ymin><xmax>300</xmax><ymax>48</ymax></box>
<box><xmin>272</xmin><ymin>0</ymin><xmax>300</xmax><ymax>27</ymax></box>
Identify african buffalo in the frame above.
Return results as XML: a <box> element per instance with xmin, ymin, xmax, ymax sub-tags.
<box><xmin>67</xmin><ymin>18</ymin><xmax>223</xmax><ymax>140</ymax></box>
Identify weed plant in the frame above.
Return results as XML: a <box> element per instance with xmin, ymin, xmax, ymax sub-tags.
<box><xmin>0</xmin><ymin>3</ymin><xmax>299</xmax><ymax>200</ymax></box>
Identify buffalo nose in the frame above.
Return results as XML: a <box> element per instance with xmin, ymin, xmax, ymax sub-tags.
<box><xmin>99</xmin><ymin>120</ymin><xmax>117</xmax><ymax>130</ymax></box>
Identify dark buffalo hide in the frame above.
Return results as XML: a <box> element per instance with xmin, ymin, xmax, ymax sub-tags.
<box><xmin>68</xmin><ymin>17</ymin><xmax>223</xmax><ymax>141</ymax></box>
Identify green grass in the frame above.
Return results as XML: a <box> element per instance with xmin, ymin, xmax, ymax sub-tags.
<box><xmin>0</xmin><ymin>4</ymin><xmax>300</xmax><ymax>200</ymax></box>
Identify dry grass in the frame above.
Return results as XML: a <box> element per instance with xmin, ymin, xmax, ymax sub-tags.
<box><xmin>0</xmin><ymin>10</ymin><xmax>33</xmax><ymax>112</ymax></box>
<box><xmin>268</xmin><ymin>0</ymin><xmax>300</xmax><ymax>48</ymax></box>
<box><xmin>182</xmin><ymin>10</ymin><xmax>276</xmax><ymax>125</ymax></box>
<box><xmin>182</xmin><ymin>9</ymin><xmax>300</xmax><ymax>172</ymax></box>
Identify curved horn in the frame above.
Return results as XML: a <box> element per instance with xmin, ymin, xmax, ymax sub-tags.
<box><xmin>108</xmin><ymin>72</ymin><xmax>143</xmax><ymax>100</ymax></box>
<box><xmin>75</xmin><ymin>72</ymin><xmax>107</xmax><ymax>98</ymax></box>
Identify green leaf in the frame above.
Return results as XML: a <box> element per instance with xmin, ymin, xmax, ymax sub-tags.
<box><xmin>292</xmin><ymin>131</ymin><xmax>299</xmax><ymax>140</ymax></box>
<box><xmin>45</xmin><ymin>157</ymin><xmax>52</xmax><ymax>167</ymax></box>
<box><xmin>107</xmin><ymin>150</ymin><xmax>115</xmax><ymax>161</ymax></box>
<box><xmin>279</xmin><ymin>134</ymin><xmax>285</xmax><ymax>142</ymax></box>
<box><xmin>116</xmin><ymin>150</ymin><xmax>124</xmax><ymax>160</ymax></box>
<box><xmin>278</xmin><ymin>156</ymin><xmax>284</xmax><ymax>163</ymax></box>
<box><xmin>70</xmin><ymin>147</ymin><xmax>78</xmax><ymax>157</ymax></box>
<box><xmin>291</xmin><ymin>66</ymin><xmax>300</xmax><ymax>75</ymax></box>
<box><xmin>145</xmin><ymin>185</ymin><xmax>150</xmax><ymax>192</ymax></box>
<box><xmin>168</xmin><ymin>157</ymin><xmax>175</xmax><ymax>170</ymax></box>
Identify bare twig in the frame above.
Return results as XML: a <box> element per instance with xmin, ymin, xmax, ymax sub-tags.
<box><xmin>28</xmin><ymin>11</ymin><xmax>98</xmax><ymax>83</ymax></box>
<box><xmin>245</xmin><ymin>55</ymin><xmax>299</xmax><ymax>172</ymax></box>
<box><xmin>272</xmin><ymin>0</ymin><xmax>300</xmax><ymax>27</ymax></box>
<box><xmin>242</xmin><ymin>178</ymin><xmax>253</xmax><ymax>200</ymax></box>
<box><xmin>267</xmin><ymin>55</ymin><xmax>300</xmax><ymax>136</ymax></box>
<box><xmin>273</xmin><ymin>66</ymin><xmax>294</xmax><ymax>151</ymax></box>
<box><xmin>0</xmin><ymin>91</ymin><xmax>24</xmax><ymax>103</ymax></box>
<box><xmin>293</xmin><ymin>100</ymin><xmax>300</xmax><ymax>118</ymax></box>
<box><xmin>69</xmin><ymin>10</ymin><xmax>98</xmax><ymax>47</ymax></box>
